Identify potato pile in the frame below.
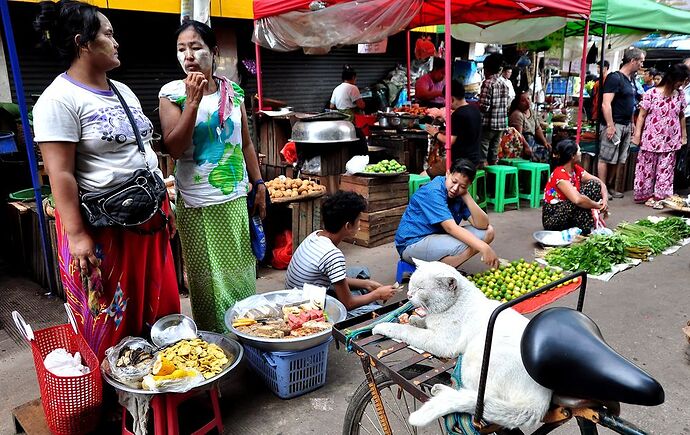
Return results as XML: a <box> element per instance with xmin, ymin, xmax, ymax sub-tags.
<box><xmin>266</xmin><ymin>176</ymin><xmax>326</xmax><ymax>200</ymax></box>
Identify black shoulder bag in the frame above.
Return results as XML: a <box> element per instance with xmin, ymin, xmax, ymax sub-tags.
<box><xmin>79</xmin><ymin>80</ymin><xmax>168</xmax><ymax>233</ymax></box>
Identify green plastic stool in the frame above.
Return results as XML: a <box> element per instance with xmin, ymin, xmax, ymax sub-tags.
<box><xmin>485</xmin><ymin>165</ymin><xmax>519</xmax><ymax>213</ymax></box>
<box><xmin>515</xmin><ymin>161</ymin><xmax>551</xmax><ymax>208</ymax></box>
<box><xmin>409</xmin><ymin>174</ymin><xmax>431</xmax><ymax>198</ymax></box>
<box><xmin>468</xmin><ymin>169</ymin><xmax>487</xmax><ymax>209</ymax></box>
<box><xmin>498</xmin><ymin>158</ymin><xmax>528</xmax><ymax>167</ymax></box>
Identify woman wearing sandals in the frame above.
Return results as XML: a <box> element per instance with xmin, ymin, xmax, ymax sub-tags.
<box><xmin>632</xmin><ymin>63</ymin><xmax>690</xmax><ymax>209</ymax></box>
<box><xmin>158</xmin><ymin>20</ymin><xmax>266</xmax><ymax>332</ymax></box>
<box><xmin>32</xmin><ymin>0</ymin><xmax>180</xmax><ymax>359</ymax></box>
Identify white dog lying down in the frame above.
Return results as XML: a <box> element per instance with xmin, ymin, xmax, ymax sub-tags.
<box><xmin>372</xmin><ymin>260</ymin><xmax>551</xmax><ymax>432</ymax></box>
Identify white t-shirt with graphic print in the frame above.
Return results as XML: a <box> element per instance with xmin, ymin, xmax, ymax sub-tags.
<box><xmin>33</xmin><ymin>74</ymin><xmax>162</xmax><ymax>192</ymax></box>
<box><xmin>159</xmin><ymin>79</ymin><xmax>249</xmax><ymax>208</ymax></box>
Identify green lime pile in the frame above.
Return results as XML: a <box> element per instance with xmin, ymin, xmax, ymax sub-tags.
<box><xmin>468</xmin><ymin>259</ymin><xmax>577</xmax><ymax>303</ymax></box>
<box><xmin>364</xmin><ymin>159</ymin><xmax>406</xmax><ymax>174</ymax></box>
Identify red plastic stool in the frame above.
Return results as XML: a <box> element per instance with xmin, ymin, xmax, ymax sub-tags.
<box><xmin>122</xmin><ymin>395</ymin><xmax>167</xmax><ymax>435</ymax></box>
<box><xmin>165</xmin><ymin>385</ymin><xmax>223</xmax><ymax>435</ymax></box>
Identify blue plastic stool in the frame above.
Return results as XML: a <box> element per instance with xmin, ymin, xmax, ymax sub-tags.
<box><xmin>396</xmin><ymin>260</ymin><xmax>416</xmax><ymax>283</ymax></box>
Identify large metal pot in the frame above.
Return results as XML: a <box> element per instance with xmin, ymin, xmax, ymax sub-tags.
<box><xmin>398</xmin><ymin>114</ymin><xmax>417</xmax><ymax>129</ymax></box>
<box><xmin>378</xmin><ymin>112</ymin><xmax>401</xmax><ymax>129</ymax></box>
<box><xmin>291</xmin><ymin>120</ymin><xmax>358</xmax><ymax>143</ymax></box>
<box><xmin>225</xmin><ymin>290</ymin><xmax>347</xmax><ymax>352</ymax></box>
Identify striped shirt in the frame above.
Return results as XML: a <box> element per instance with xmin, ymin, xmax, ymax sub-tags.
<box><xmin>285</xmin><ymin>231</ymin><xmax>347</xmax><ymax>290</ymax></box>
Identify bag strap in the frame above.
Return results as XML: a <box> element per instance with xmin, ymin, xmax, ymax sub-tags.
<box><xmin>108</xmin><ymin>79</ymin><xmax>151</xmax><ymax>172</ymax></box>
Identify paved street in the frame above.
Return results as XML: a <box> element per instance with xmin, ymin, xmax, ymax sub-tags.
<box><xmin>1</xmin><ymin>196</ymin><xmax>688</xmax><ymax>434</ymax></box>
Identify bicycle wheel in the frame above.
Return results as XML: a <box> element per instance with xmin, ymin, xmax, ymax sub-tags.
<box><xmin>343</xmin><ymin>366</ymin><xmax>447</xmax><ymax>435</ymax></box>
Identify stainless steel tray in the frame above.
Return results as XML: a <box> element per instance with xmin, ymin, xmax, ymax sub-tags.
<box><xmin>100</xmin><ymin>331</ymin><xmax>243</xmax><ymax>395</ymax></box>
<box><xmin>225</xmin><ymin>290</ymin><xmax>347</xmax><ymax>352</ymax></box>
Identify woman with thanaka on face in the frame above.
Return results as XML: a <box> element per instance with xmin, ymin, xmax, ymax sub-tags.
<box><xmin>32</xmin><ymin>0</ymin><xmax>180</xmax><ymax>358</ymax></box>
<box><xmin>158</xmin><ymin>20</ymin><xmax>266</xmax><ymax>332</ymax></box>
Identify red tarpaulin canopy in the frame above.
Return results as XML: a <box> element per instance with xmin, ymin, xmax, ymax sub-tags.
<box><xmin>254</xmin><ymin>0</ymin><xmax>590</xmax><ymax>25</ymax></box>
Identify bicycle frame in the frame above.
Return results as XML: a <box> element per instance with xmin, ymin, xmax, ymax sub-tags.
<box><xmin>335</xmin><ymin>270</ymin><xmax>651</xmax><ymax>435</ymax></box>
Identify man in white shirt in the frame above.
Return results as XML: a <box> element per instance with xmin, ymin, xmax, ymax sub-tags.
<box><xmin>330</xmin><ymin>65</ymin><xmax>365</xmax><ymax>112</ymax></box>
<box><xmin>499</xmin><ymin>64</ymin><xmax>516</xmax><ymax>109</ymax></box>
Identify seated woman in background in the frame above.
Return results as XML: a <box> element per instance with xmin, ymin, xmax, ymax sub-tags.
<box><xmin>496</xmin><ymin>126</ymin><xmax>532</xmax><ymax>161</ymax></box>
<box><xmin>509</xmin><ymin>92</ymin><xmax>551</xmax><ymax>162</ymax></box>
<box><xmin>542</xmin><ymin>140</ymin><xmax>609</xmax><ymax>235</ymax></box>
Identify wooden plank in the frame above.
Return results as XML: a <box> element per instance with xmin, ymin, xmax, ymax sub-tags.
<box><xmin>340</xmin><ymin>174</ymin><xmax>409</xmax><ymax>187</ymax></box>
<box><xmin>12</xmin><ymin>398</ymin><xmax>51</xmax><ymax>435</ymax></box>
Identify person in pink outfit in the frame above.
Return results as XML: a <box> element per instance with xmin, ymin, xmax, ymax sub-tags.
<box><xmin>632</xmin><ymin>63</ymin><xmax>690</xmax><ymax>207</ymax></box>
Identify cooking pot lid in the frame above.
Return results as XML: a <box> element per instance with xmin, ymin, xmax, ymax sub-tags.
<box><xmin>295</xmin><ymin>112</ymin><xmax>350</xmax><ymax>122</ymax></box>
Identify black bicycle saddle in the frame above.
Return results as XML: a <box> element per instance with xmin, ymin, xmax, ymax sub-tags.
<box><xmin>520</xmin><ymin>307</ymin><xmax>664</xmax><ymax>406</ymax></box>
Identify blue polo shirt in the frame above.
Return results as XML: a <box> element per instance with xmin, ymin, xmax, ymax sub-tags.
<box><xmin>395</xmin><ymin>176</ymin><xmax>471</xmax><ymax>255</ymax></box>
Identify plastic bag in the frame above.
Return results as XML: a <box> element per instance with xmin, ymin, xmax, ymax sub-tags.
<box><xmin>141</xmin><ymin>369</ymin><xmax>204</xmax><ymax>393</ymax></box>
<box><xmin>280</xmin><ymin>141</ymin><xmax>297</xmax><ymax>164</ymax></box>
<box><xmin>44</xmin><ymin>348</ymin><xmax>90</xmax><ymax>377</ymax></box>
<box><xmin>346</xmin><ymin>155</ymin><xmax>369</xmax><ymax>174</ymax></box>
<box><xmin>302</xmin><ymin>156</ymin><xmax>321</xmax><ymax>175</ymax></box>
<box><xmin>271</xmin><ymin>230</ymin><xmax>293</xmax><ymax>270</ymax></box>
<box><xmin>105</xmin><ymin>337</ymin><xmax>155</xmax><ymax>387</ymax></box>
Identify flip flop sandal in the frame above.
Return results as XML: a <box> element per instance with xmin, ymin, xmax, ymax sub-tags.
<box><xmin>652</xmin><ymin>201</ymin><xmax>664</xmax><ymax>210</ymax></box>
<box><xmin>644</xmin><ymin>199</ymin><xmax>657</xmax><ymax>208</ymax></box>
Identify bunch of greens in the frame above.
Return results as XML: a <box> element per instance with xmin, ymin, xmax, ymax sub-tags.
<box><xmin>545</xmin><ymin>234</ymin><xmax>627</xmax><ymax>275</ymax></box>
<box><xmin>616</xmin><ymin>222</ymin><xmax>673</xmax><ymax>256</ymax></box>
<box><xmin>637</xmin><ymin>217</ymin><xmax>690</xmax><ymax>244</ymax></box>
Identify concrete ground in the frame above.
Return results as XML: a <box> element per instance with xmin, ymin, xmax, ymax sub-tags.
<box><xmin>1</xmin><ymin>195</ymin><xmax>689</xmax><ymax>434</ymax></box>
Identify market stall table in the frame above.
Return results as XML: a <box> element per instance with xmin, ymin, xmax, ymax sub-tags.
<box><xmin>101</xmin><ymin>331</ymin><xmax>243</xmax><ymax>435</ymax></box>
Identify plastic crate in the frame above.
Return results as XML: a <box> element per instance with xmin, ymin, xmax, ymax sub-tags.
<box><xmin>244</xmin><ymin>338</ymin><xmax>332</xmax><ymax>399</ymax></box>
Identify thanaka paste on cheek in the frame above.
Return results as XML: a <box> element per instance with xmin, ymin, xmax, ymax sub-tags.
<box><xmin>194</xmin><ymin>48</ymin><xmax>213</xmax><ymax>72</ymax></box>
<box><xmin>177</xmin><ymin>51</ymin><xmax>187</xmax><ymax>73</ymax></box>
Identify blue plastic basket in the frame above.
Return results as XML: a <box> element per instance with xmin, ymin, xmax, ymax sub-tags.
<box><xmin>244</xmin><ymin>338</ymin><xmax>332</xmax><ymax>399</ymax></box>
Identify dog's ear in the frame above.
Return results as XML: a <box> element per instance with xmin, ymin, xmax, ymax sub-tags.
<box><xmin>436</xmin><ymin>276</ymin><xmax>458</xmax><ymax>293</ymax></box>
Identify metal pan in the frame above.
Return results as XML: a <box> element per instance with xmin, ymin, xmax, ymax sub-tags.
<box><xmin>225</xmin><ymin>290</ymin><xmax>347</xmax><ymax>352</ymax></box>
<box><xmin>100</xmin><ymin>331</ymin><xmax>243</xmax><ymax>395</ymax></box>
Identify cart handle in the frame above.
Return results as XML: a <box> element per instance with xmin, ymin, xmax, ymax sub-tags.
<box><xmin>64</xmin><ymin>303</ymin><xmax>79</xmax><ymax>335</ymax></box>
<box><xmin>12</xmin><ymin>310</ymin><xmax>34</xmax><ymax>342</ymax></box>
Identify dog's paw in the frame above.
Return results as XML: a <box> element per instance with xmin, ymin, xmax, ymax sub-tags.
<box><xmin>372</xmin><ymin>323</ymin><xmax>396</xmax><ymax>337</ymax></box>
<box><xmin>430</xmin><ymin>383</ymin><xmax>456</xmax><ymax>397</ymax></box>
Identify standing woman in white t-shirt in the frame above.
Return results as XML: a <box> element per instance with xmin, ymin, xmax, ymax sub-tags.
<box><xmin>32</xmin><ymin>0</ymin><xmax>180</xmax><ymax>359</ymax></box>
<box><xmin>158</xmin><ymin>20</ymin><xmax>266</xmax><ymax>332</ymax></box>
<box><xmin>329</xmin><ymin>65</ymin><xmax>365</xmax><ymax>121</ymax></box>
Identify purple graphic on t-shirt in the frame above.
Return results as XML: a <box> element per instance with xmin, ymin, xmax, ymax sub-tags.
<box><xmin>89</xmin><ymin>106</ymin><xmax>153</xmax><ymax>144</ymax></box>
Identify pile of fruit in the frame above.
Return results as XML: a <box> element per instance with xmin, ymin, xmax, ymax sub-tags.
<box><xmin>468</xmin><ymin>259</ymin><xmax>577</xmax><ymax>303</ymax></box>
<box><xmin>266</xmin><ymin>176</ymin><xmax>326</xmax><ymax>200</ymax></box>
<box><xmin>363</xmin><ymin>159</ymin><xmax>407</xmax><ymax>174</ymax></box>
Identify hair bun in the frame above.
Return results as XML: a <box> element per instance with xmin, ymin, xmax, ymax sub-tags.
<box><xmin>34</xmin><ymin>1</ymin><xmax>59</xmax><ymax>33</ymax></box>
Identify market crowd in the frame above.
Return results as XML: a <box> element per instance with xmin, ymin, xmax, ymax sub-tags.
<box><xmin>31</xmin><ymin>0</ymin><xmax>690</xmax><ymax>359</ymax></box>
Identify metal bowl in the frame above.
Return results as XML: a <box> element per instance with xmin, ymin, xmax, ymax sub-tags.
<box><xmin>290</xmin><ymin>120</ymin><xmax>358</xmax><ymax>143</ymax></box>
<box><xmin>533</xmin><ymin>230</ymin><xmax>572</xmax><ymax>247</ymax></box>
<box><xmin>151</xmin><ymin>314</ymin><xmax>198</xmax><ymax>347</ymax></box>
<box><xmin>101</xmin><ymin>331</ymin><xmax>243</xmax><ymax>395</ymax></box>
<box><xmin>398</xmin><ymin>114</ymin><xmax>417</xmax><ymax>129</ymax></box>
<box><xmin>378</xmin><ymin>112</ymin><xmax>401</xmax><ymax>129</ymax></box>
<box><xmin>225</xmin><ymin>290</ymin><xmax>347</xmax><ymax>352</ymax></box>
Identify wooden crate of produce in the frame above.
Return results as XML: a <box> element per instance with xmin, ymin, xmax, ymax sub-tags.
<box><xmin>339</xmin><ymin>174</ymin><xmax>409</xmax><ymax>212</ymax></box>
<box><xmin>290</xmin><ymin>197</ymin><xmax>323</xmax><ymax>252</ymax></box>
<box><xmin>340</xmin><ymin>174</ymin><xmax>409</xmax><ymax>247</ymax></box>
<box><xmin>300</xmin><ymin>174</ymin><xmax>340</xmax><ymax>195</ymax></box>
<box><xmin>346</xmin><ymin>204</ymin><xmax>407</xmax><ymax>248</ymax></box>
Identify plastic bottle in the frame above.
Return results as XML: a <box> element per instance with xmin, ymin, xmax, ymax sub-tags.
<box><xmin>560</xmin><ymin>227</ymin><xmax>582</xmax><ymax>243</ymax></box>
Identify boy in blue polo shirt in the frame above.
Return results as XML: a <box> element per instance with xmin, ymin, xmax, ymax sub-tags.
<box><xmin>395</xmin><ymin>159</ymin><xmax>498</xmax><ymax>269</ymax></box>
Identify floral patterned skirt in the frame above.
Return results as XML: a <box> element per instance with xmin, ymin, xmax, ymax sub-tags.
<box><xmin>55</xmin><ymin>200</ymin><xmax>180</xmax><ymax>360</ymax></box>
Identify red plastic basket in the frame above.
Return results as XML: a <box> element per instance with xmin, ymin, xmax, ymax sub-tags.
<box><xmin>13</xmin><ymin>304</ymin><xmax>103</xmax><ymax>435</ymax></box>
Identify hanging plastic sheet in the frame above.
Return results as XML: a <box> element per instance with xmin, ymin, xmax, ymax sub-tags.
<box><xmin>451</xmin><ymin>17</ymin><xmax>568</xmax><ymax>44</ymax></box>
<box><xmin>252</xmin><ymin>0</ymin><xmax>424</xmax><ymax>53</ymax></box>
